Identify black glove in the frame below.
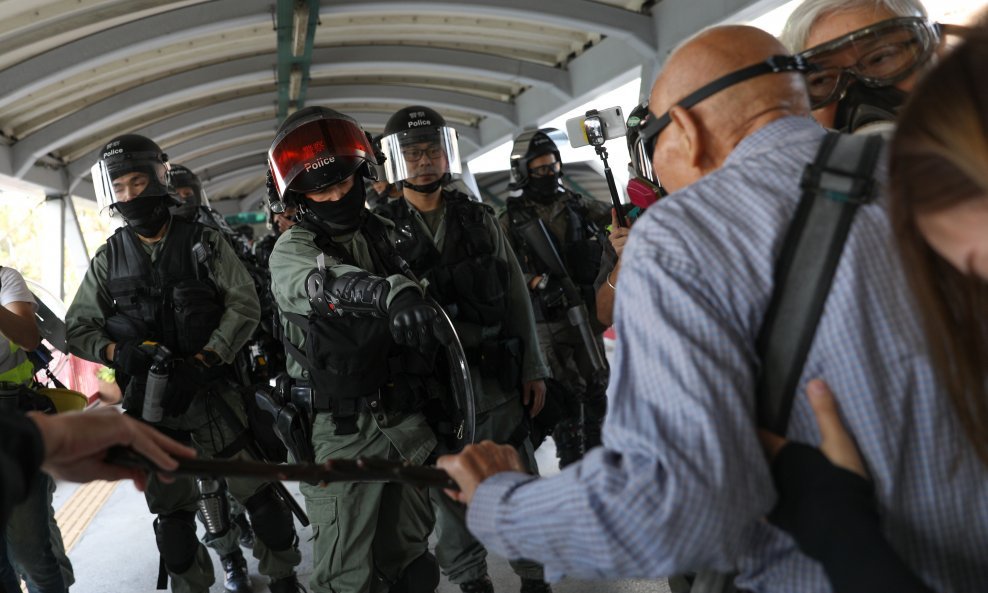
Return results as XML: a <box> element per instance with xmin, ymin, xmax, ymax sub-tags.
<box><xmin>388</xmin><ymin>289</ymin><xmax>438</xmax><ymax>350</ymax></box>
<box><xmin>161</xmin><ymin>358</ymin><xmax>206</xmax><ymax>417</ymax></box>
<box><xmin>113</xmin><ymin>339</ymin><xmax>157</xmax><ymax>377</ymax></box>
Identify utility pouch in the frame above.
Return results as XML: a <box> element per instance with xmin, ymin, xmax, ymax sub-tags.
<box><xmin>170</xmin><ymin>281</ymin><xmax>221</xmax><ymax>355</ymax></box>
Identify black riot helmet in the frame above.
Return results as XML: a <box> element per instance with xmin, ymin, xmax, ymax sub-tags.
<box><xmin>91</xmin><ymin>134</ymin><xmax>173</xmax><ymax>214</ymax></box>
<box><xmin>507</xmin><ymin>128</ymin><xmax>566</xmax><ymax>191</ymax></box>
<box><xmin>169</xmin><ymin>164</ymin><xmax>205</xmax><ymax>206</ymax></box>
<box><xmin>379</xmin><ymin>105</ymin><xmax>462</xmax><ymax>194</ymax></box>
<box><xmin>168</xmin><ymin>163</ymin><xmax>208</xmax><ymax>220</ymax></box>
<box><xmin>267</xmin><ymin>106</ymin><xmax>379</xmax><ymax>211</ymax></box>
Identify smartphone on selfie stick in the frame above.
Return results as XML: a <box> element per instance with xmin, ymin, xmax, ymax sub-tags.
<box><xmin>565</xmin><ymin>107</ymin><xmax>628</xmax><ymax>227</ymax></box>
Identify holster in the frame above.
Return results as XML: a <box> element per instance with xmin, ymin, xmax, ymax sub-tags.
<box><xmin>254</xmin><ymin>380</ymin><xmax>315</xmax><ymax>463</ymax></box>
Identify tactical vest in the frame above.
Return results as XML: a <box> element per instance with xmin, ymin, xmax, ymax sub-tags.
<box><xmin>103</xmin><ymin>218</ymin><xmax>222</xmax><ymax>358</ymax></box>
<box><xmin>506</xmin><ymin>192</ymin><xmax>604</xmax><ymax>322</ymax></box>
<box><xmin>507</xmin><ymin>191</ymin><xmax>604</xmax><ymax>285</ymax></box>
<box><xmin>383</xmin><ymin>191</ymin><xmax>510</xmax><ymax>327</ymax></box>
<box><xmin>286</xmin><ymin>212</ymin><xmax>441</xmax><ymax>435</ymax></box>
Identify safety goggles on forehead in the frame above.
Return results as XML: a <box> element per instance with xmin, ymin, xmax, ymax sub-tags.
<box><xmin>639</xmin><ymin>55</ymin><xmax>813</xmax><ymax>167</ymax></box>
<box><xmin>797</xmin><ymin>16</ymin><xmax>940</xmax><ymax>110</ymax></box>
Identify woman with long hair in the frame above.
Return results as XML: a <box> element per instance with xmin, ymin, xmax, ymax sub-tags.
<box><xmin>764</xmin><ymin>24</ymin><xmax>988</xmax><ymax>593</ymax></box>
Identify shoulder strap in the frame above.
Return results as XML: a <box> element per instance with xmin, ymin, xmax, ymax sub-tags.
<box><xmin>756</xmin><ymin>131</ymin><xmax>883</xmax><ymax>434</ymax></box>
<box><xmin>689</xmin><ymin>131</ymin><xmax>884</xmax><ymax>593</ymax></box>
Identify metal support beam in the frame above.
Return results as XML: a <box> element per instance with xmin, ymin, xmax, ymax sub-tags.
<box><xmin>0</xmin><ymin>0</ymin><xmax>274</xmax><ymax>114</ymax></box>
<box><xmin>11</xmin><ymin>54</ymin><xmax>276</xmax><ymax>178</ymax></box>
<box><xmin>317</xmin><ymin>0</ymin><xmax>657</xmax><ymax>59</ymax></box>
<box><xmin>276</xmin><ymin>0</ymin><xmax>321</xmax><ymax>118</ymax></box>
<box><xmin>305</xmin><ymin>85</ymin><xmax>517</xmax><ymax>127</ymax></box>
<box><xmin>308</xmin><ymin>45</ymin><xmax>572</xmax><ymax>101</ymax></box>
<box><xmin>42</xmin><ymin>195</ymin><xmax>66</xmax><ymax>300</ymax></box>
<box><xmin>468</xmin><ymin>36</ymin><xmax>643</xmax><ymax>161</ymax></box>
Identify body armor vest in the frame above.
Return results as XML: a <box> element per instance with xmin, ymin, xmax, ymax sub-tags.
<box><xmin>507</xmin><ymin>191</ymin><xmax>604</xmax><ymax>285</ymax></box>
<box><xmin>287</xmin><ymin>212</ymin><xmax>440</xmax><ymax>435</ymax></box>
<box><xmin>384</xmin><ymin>191</ymin><xmax>510</xmax><ymax>327</ymax></box>
<box><xmin>104</xmin><ymin>218</ymin><xmax>221</xmax><ymax>358</ymax></box>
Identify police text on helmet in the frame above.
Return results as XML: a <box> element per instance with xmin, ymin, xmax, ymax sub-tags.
<box><xmin>304</xmin><ymin>156</ymin><xmax>336</xmax><ymax>172</ymax></box>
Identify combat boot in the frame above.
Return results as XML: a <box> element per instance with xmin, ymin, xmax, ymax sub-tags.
<box><xmin>520</xmin><ymin>578</ymin><xmax>552</xmax><ymax>593</ymax></box>
<box><xmin>233</xmin><ymin>511</ymin><xmax>255</xmax><ymax>549</ymax></box>
<box><xmin>269</xmin><ymin>573</ymin><xmax>306</xmax><ymax>592</ymax></box>
<box><xmin>459</xmin><ymin>575</ymin><xmax>494</xmax><ymax>593</ymax></box>
<box><xmin>220</xmin><ymin>550</ymin><xmax>250</xmax><ymax>593</ymax></box>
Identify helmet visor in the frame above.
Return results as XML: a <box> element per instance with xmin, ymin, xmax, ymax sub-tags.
<box><xmin>798</xmin><ymin>16</ymin><xmax>939</xmax><ymax>109</ymax></box>
<box><xmin>91</xmin><ymin>154</ymin><xmax>170</xmax><ymax>215</ymax></box>
<box><xmin>268</xmin><ymin>113</ymin><xmax>376</xmax><ymax>196</ymax></box>
<box><xmin>379</xmin><ymin>126</ymin><xmax>461</xmax><ymax>184</ymax></box>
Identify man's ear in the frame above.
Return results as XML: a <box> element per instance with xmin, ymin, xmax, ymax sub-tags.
<box><xmin>668</xmin><ymin>106</ymin><xmax>704</xmax><ymax>171</ymax></box>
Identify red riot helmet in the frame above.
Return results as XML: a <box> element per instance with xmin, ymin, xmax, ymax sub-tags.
<box><xmin>267</xmin><ymin>106</ymin><xmax>379</xmax><ymax>211</ymax></box>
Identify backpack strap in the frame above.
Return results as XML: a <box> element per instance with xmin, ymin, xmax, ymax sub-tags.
<box><xmin>755</xmin><ymin>131</ymin><xmax>883</xmax><ymax>434</ymax></box>
<box><xmin>689</xmin><ymin>131</ymin><xmax>883</xmax><ymax>593</ymax></box>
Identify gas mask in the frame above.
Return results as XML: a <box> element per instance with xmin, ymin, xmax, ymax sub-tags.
<box><xmin>832</xmin><ymin>83</ymin><xmax>907</xmax><ymax>133</ymax></box>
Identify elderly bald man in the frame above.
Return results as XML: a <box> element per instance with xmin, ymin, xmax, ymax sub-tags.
<box><xmin>439</xmin><ymin>23</ymin><xmax>988</xmax><ymax>592</ymax></box>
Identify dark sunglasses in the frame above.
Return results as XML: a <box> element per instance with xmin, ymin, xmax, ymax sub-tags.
<box><xmin>639</xmin><ymin>55</ymin><xmax>815</xmax><ymax>160</ymax></box>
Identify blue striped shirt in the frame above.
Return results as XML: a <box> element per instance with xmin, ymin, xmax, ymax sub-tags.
<box><xmin>467</xmin><ymin>116</ymin><xmax>988</xmax><ymax>591</ymax></box>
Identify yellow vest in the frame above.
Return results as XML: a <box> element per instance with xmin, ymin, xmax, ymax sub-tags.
<box><xmin>0</xmin><ymin>342</ymin><xmax>35</xmax><ymax>385</ymax></box>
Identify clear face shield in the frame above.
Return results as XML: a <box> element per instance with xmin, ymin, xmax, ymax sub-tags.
<box><xmin>91</xmin><ymin>153</ymin><xmax>170</xmax><ymax>216</ymax></box>
<box><xmin>378</xmin><ymin>125</ymin><xmax>462</xmax><ymax>185</ymax></box>
<box><xmin>797</xmin><ymin>16</ymin><xmax>941</xmax><ymax>110</ymax></box>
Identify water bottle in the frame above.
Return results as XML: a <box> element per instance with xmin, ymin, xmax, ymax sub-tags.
<box><xmin>142</xmin><ymin>360</ymin><xmax>169</xmax><ymax>423</ymax></box>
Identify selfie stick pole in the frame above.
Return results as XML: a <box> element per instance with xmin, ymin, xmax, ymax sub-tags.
<box><xmin>584</xmin><ymin>109</ymin><xmax>628</xmax><ymax>228</ymax></box>
<box><xmin>594</xmin><ymin>144</ymin><xmax>627</xmax><ymax>228</ymax></box>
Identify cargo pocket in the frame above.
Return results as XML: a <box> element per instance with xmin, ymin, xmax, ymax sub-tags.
<box><xmin>303</xmin><ymin>493</ymin><xmax>341</xmax><ymax>586</ymax></box>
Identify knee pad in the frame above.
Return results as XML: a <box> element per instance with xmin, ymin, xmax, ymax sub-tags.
<box><xmin>245</xmin><ymin>485</ymin><xmax>296</xmax><ymax>552</ymax></box>
<box><xmin>391</xmin><ymin>551</ymin><xmax>440</xmax><ymax>593</ymax></box>
<box><xmin>154</xmin><ymin>511</ymin><xmax>199</xmax><ymax>574</ymax></box>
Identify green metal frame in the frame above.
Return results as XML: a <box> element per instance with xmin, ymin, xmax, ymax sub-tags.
<box><xmin>276</xmin><ymin>0</ymin><xmax>321</xmax><ymax>119</ymax></box>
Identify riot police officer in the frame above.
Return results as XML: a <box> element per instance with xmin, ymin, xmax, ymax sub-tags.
<box><xmin>65</xmin><ymin>134</ymin><xmax>304</xmax><ymax>593</ymax></box>
<box><xmin>170</xmin><ymin>164</ymin><xmax>253</xmax><ymax>256</ymax></box>
<box><xmin>266</xmin><ymin>107</ymin><xmax>442</xmax><ymax>593</ymax></box>
<box><xmin>498</xmin><ymin>129</ymin><xmax>611</xmax><ymax>468</ymax></box>
<box><xmin>169</xmin><ymin>162</ymin><xmax>261</xmax><ymax>564</ymax></box>
<box><xmin>377</xmin><ymin>106</ymin><xmax>552</xmax><ymax>593</ymax></box>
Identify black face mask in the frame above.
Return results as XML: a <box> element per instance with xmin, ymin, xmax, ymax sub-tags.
<box><xmin>115</xmin><ymin>195</ymin><xmax>171</xmax><ymax>237</ymax></box>
<box><xmin>527</xmin><ymin>173</ymin><xmax>560</xmax><ymax>203</ymax></box>
<box><xmin>170</xmin><ymin>199</ymin><xmax>198</xmax><ymax>222</ymax></box>
<box><xmin>833</xmin><ymin>84</ymin><xmax>907</xmax><ymax>133</ymax></box>
<box><xmin>301</xmin><ymin>180</ymin><xmax>367</xmax><ymax>235</ymax></box>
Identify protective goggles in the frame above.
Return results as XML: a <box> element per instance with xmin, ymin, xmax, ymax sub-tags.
<box><xmin>797</xmin><ymin>17</ymin><xmax>940</xmax><ymax>109</ymax></box>
<box><xmin>378</xmin><ymin>126</ymin><xmax>462</xmax><ymax>184</ymax></box>
<box><xmin>268</xmin><ymin>113</ymin><xmax>376</xmax><ymax>196</ymax></box>
<box><xmin>638</xmin><ymin>55</ymin><xmax>813</xmax><ymax>176</ymax></box>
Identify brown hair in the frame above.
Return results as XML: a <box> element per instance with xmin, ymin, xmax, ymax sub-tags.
<box><xmin>890</xmin><ymin>27</ymin><xmax>988</xmax><ymax>465</ymax></box>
